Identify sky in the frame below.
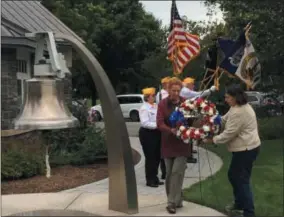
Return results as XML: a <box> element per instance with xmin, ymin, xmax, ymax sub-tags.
<box><xmin>140</xmin><ymin>1</ymin><xmax>224</xmax><ymax>27</ymax></box>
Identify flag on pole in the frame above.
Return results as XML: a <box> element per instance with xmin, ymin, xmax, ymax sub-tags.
<box><xmin>235</xmin><ymin>39</ymin><xmax>261</xmax><ymax>89</ymax></box>
<box><xmin>217</xmin><ymin>32</ymin><xmax>247</xmax><ymax>75</ymax></box>
<box><xmin>167</xmin><ymin>0</ymin><xmax>200</xmax><ymax>75</ymax></box>
<box><xmin>217</xmin><ymin>31</ymin><xmax>261</xmax><ymax>89</ymax></box>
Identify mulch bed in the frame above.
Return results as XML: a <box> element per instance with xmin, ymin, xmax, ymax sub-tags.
<box><xmin>1</xmin><ymin>149</ymin><xmax>141</xmax><ymax>195</ymax></box>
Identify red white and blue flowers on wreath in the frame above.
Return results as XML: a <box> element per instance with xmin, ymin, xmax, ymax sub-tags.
<box><xmin>169</xmin><ymin>97</ymin><xmax>222</xmax><ymax>144</ymax></box>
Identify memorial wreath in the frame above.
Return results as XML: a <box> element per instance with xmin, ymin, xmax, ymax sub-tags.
<box><xmin>169</xmin><ymin>97</ymin><xmax>222</xmax><ymax>144</ymax></box>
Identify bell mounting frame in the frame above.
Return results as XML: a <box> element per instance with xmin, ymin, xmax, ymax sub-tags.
<box><xmin>16</xmin><ymin>31</ymin><xmax>139</xmax><ymax>214</ymax></box>
<box><xmin>25</xmin><ymin>32</ymin><xmax>70</xmax><ymax>79</ymax></box>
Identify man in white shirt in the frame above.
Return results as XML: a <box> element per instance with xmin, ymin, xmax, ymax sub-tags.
<box><xmin>156</xmin><ymin>76</ymin><xmax>170</xmax><ymax>104</ymax></box>
<box><xmin>180</xmin><ymin>77</ymin><xmax>217</xmax><ymax>163</ymax></box>
<box><xmin>139</xmin><ymin>87</ymin><xmax>164</xmax><ymax>187</ymax></box>
<box><xmin>180</xmin><ymin>77</ymin><xmax>216</xmax><ymax>99</ymax></box>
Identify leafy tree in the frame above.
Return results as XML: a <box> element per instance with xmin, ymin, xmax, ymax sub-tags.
<box><xmin>205</xmin><ymin>0</ymin><xmax>284</xmax><ymax>92</ymax></box>
<box><xmin>42</xmin><ymin>0</ymin><xmax>167</xmax><ymax>103</ymax></box>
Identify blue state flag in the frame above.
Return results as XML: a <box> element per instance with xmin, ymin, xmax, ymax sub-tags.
<box><xmin>217</xmin><ymin>31</ymin><xmax>247</xmax><ymax>75</ymax></box>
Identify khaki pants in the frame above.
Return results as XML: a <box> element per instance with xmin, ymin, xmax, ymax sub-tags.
<box><xmin>164</xmin><ymin>156</ymin><xmax>187</xmax><ymax>206</ymax></box>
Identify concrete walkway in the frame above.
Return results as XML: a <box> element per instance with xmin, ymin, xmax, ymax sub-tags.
<box><xmin>1</xmin><ymin>137</ymin><xmax>224</xmax><ymax>216</ymax></box>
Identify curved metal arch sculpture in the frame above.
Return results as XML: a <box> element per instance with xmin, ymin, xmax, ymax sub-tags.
<box><xmin>54</xmin><ymin>33</ymin><xmax>138</xmax><ymax>214</ymax></box>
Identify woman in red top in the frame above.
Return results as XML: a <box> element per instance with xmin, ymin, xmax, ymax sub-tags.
<box><xmin>156</xmin><ymin>77</ymin><xmax>190</xmax><ymax>214</ymax></box>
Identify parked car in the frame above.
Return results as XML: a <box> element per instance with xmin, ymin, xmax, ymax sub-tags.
<box><xmin>246</xmin><ymin>91</ymin><xmax>282</xmax><ymax>116</ymax></box>
<box><xmin>245</xmin><ymin>91</ymin><xmax>266</xmax><ymax>107</ymax></box>
<box><xmin>90</xmin><ymin>94</ymin><xmax>144</xmax><ymax>122</ymax></box>
<box><xmin>277</xmin><ymin>94</ymin><xmax>284</xmax><ymax>102</ymax></box>
<box><xmin>245</xmin><ymin>91</ymin><xmax>275</xmax><ymax>105</ymax></box>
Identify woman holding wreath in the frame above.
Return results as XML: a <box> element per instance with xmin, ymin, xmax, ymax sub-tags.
<box><xmin>156</xmin><ymin>77</ymin><xmax>190</xmax><ymax>214</ymax></box>
<box><xmin>203</xmin><ymin>84</ymin><xmax>260</xmax><ymax>217</ymax></box>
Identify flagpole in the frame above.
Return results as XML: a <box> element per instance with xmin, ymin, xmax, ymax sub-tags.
<box><xmin>173</xmin><ymin>47</ymin><xmax>178</xmax><ymax>77</ymax></box>
<box><xmin>246</xmin><ymin>83</ymin><xmax>250</xmax><ymax>91</ymax></box>
<box><xmin>202</xmin><ymin>66</ymin><xmax>220</xmax><ymax>91</ymax></box>
<box><xmin>215</xmin><ymin>70</ymin><xmax>225</xmax><ymax>91</ymax></box>
<box><xmin>199</xmin><ymin>70</ymin><xmax>208</xmax><ymax>91</ymax></box>
<box><xmin>200</xmin><ymin>37</ymin><xmax>219</xmax><ymax>91</ymax></box>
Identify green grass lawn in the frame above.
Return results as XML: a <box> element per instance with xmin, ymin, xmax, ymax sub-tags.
<box><xmin>183</xmin><ymin>139</ymin><xmax>284</xmax><ymax>216</ymax></box>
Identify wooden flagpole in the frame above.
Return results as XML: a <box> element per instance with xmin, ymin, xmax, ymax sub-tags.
<box><xmin>215</xmin><ymin>70</ymin><xmax>225</xmax><ymax>91</ymax></box>
<box><xmin>202</xmin><ymin>66</ymin><xmax>220</xmax><ymax>91</ymax></box>
<box><xmin>199</xmin><ymin>69</ymin><xmax>215</xmax><ymax>91</ymax></box>
<box><xmin>199</xmin><ymin>70</ymin><xmax>208</xmax><ymax>91</ymax></box>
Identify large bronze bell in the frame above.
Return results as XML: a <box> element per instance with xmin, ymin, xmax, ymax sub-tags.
<box><xmin>14</xmin><ymin>77</ymin><xmax>79</xmax><ymax>130</ymax></box>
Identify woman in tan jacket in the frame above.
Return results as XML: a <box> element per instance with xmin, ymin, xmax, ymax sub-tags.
<box><xmin>203</xmin><ymin>84</ymin><xmax>260</xmax><ymax>217</ymax></box>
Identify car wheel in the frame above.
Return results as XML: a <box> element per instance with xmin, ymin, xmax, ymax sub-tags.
<box><xmin>130</xmin><ymin>111</ymin><xmax>139</xmax><ymax>122</ymax></box>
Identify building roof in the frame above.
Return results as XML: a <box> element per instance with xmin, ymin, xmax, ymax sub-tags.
<box><xmin>1</xmin><ymin>0</ymin><xmax>84</xmax><ymax>43</ymax></box>
<box><xmin>1</xmin><ymin>25</ymin><xmax>21</xmax><ymax>37</ymax></box>
<box><xmin>1</xmin><ymin>17</ymin><xmax>28</xmax><ymax>37</ymax></box>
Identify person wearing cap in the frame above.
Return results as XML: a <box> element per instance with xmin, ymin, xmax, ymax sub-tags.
<box><xmin>180</xmin><ymin>77</ymin><xmax>216</xmax><ymax>99</ymax></box>
<box><xmin>156</xmin><ymin>76</ymin><xmax>170</xmax><ymax>104</ymax></box>
<box><xmin>139</xmin><ymin>87</ymin><xmax>164</xmax><ymax>188</ymax></box>
<box><xmin>180</xmin><ymin>77</ymin><xmax>217</xmax><ymax>163</ymax></box>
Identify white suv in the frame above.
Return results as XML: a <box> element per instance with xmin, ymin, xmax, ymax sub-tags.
<box><xmin>90</xmin><ymin>94</ymin><xmax>144</xmax><ymax>122</ymax></box>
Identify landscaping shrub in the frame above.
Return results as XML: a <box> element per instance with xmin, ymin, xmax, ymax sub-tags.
<box><xmin>49</xmin><ymin>125</ymin><xmax>107</xmax><ymax>166</ymax></box>
<box><xmin>43</xmin><ymin>101</ymin><xmax>89</xmax><ymax>153</ymax></box>
<box><xmin>1</xmin><ymin>150</ymin><xmax>45</xmax><ymax>180</ymax></box>
<box><xmin>42</xmin><ymin>99</ymin><xmax>107</xmax><ymax>167</ymax></box>
<box><xmin>69</xmin><ymin>126</ymin><xmax>107</xmax><ymax>166</ymax></box>
<box><xmin>1</xmin><ymin>100</ymin><xmax>106</xmax><ymax>180</ymax></box>
<box><xmin>258</xmin><ymin>116</ymin><xmax>284</xmax><ymax>140</ymax></box>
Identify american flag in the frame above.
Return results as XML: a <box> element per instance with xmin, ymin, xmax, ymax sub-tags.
<box><xmin>167</xmin><ymin>0</ymin><xmax>201</xmax><ymax>75</ymax></box>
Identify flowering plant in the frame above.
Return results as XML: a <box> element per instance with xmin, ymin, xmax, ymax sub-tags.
<box><xmin>169</xmin><ymin>97</ymin><xmax>222</xmax><ymax>144</ymax></box>
<box><xmin>88</xmin><ymin>109</ymin><xmax>98</xmax><ymax>124</ymax></box>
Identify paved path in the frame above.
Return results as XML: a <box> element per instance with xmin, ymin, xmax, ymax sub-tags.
<box><xmin>95</xmin><ymin>122</ymin><xmax>141</xmax><ymax>137</ymax></box>
<box><xmin>1</xmin><ymin>136</ymin><xmax>224</xmax><ymax>216</ymax></box>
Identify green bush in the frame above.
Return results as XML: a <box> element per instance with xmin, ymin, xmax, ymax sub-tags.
<box><xmin>49</xmin><ymin>125</ymin><xmax>107</xmax><ymax>166</ymax></box>
<box><xmin>43</xmin><ymin>101</ymin><xmax>89</xmax><ymax>153</ymax></box>
<box><xmin>258</xmin><ymin>116</ymin><xmax>284</xmax><ymax>140</ymax></box>
<box><xmin>43</xmin><ymin>100</ymin><xmax>89</xmax><ymax>160</ymax></box>
<box><xmin>1</xmin><ymin>150</ymin><xmax>45</xmax><ymax>180</ymax></box>
<box><xmin>42</xmin><ymin>101</ymin><xmax>107</xmax><ymax>167</ymax></box>
<box><xmin>70</xmin><ymin>126</ymin><xmax>107</xmax><ymax>165</ymax></box>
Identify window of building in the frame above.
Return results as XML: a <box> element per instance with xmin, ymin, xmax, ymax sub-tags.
<box><xmin>16</xmin><ymin>48</ymin><xmax>32</xmax><ymax>104</ymax></box>
<box><xmin>16</xmin><ymin>60</ymin><xmax>27</xmax><ymax>73</ymax></box>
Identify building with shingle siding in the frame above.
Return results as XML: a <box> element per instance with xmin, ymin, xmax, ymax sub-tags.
<box><xmin>1</xmin><ymin>0</ymin><xmax>84</xmax><ymax>129</ymax></box>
